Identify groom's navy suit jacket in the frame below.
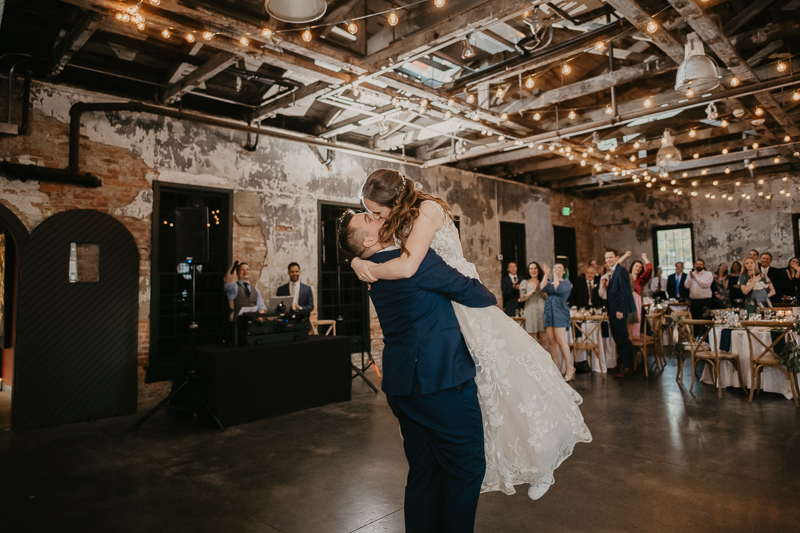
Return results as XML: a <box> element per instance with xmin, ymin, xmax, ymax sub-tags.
<box><xmin>368</xmin><ymin>247</ymin><xmax>497</xmax><ymax>396</ymax></box>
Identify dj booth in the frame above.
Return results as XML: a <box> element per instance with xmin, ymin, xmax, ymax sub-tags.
<box><xmin>194</xmin><ymin>335</ymin><xmax>352</xmax><ymax>428</ymax></box>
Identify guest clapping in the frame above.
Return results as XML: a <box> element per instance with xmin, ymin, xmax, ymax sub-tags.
<box><xmin>541</xmin><ymin>263</ymin><xmax>575</xmax><ymax>382</ymax></box>
<box><xmin>519</xmin><ymin>262</ymin><xmax>548</xmax><ymax>349</ymax></box>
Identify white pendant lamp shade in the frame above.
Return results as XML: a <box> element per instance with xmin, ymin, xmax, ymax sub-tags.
<box><xmin>656</xmin><ymin>130</ymin><xmax>682</xmax><ymax>168</ymax></box>
<box><xmin>265</xmin><ymin>0</ymin><xmax>326</xmax><ymax>24</ymax></box>
<box><xmin>675</xmin><ymin>33</ymin><xmax>721</xmax><ymax>94</ymax></box>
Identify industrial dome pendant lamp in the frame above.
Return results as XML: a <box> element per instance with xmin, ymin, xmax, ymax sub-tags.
<box><xmin>675</xmin><ymin>33</ymin><xmax>721</xmax><ymax>95</ymax></box>
<box><xmin>656</xmin><ymin>130</ymin><xmax>682</xmax><ymax>169</ymax></box>
<box><xmin>265</xmin><ymin>0</ymin><xmax>327</xmax><ymax>24</ymax></box>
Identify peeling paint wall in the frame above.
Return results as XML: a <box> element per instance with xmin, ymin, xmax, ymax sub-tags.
<box><xmin>0</xmin><ymin>81</ymin><xmax>555</xmax><ymax>407</ymax></box>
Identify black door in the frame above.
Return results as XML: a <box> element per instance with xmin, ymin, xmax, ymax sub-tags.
<box><xmin>553</xmin><ymin>225</ymin><xmax>578</xmax><ymax>281</ymax></box>
<box><xmin>500</xmin><ymin>221</ymin><xmax>527</xmax><ymax>272</ymax></box>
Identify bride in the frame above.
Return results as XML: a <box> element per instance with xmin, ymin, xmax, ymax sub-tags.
<box><xmin>351</xmin><ymin>169</ymin><xmax>592</xmax><ymax>500</ymax></box>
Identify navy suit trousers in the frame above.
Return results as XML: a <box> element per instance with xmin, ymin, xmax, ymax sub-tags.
<box><xmin>385</xmin><ymin>373</ymin><xmax>485</xmax><ymax>533</ymax></box>
<box><xmin>609</xmin><ymin>314</ymin><xmax>633</xmax><ymax>369</ymax></box>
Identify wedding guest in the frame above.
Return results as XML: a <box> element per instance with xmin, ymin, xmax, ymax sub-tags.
<box><xmin>519</xmin><ymin>262</ymin><xmax>548</xmax><ymax>349</ymax></box>
<box><xmin>541</xmin><ymin>263</ymin><xmax>575</xmax><ymax>382</ymax></box>
<box><xmin>749</xmin><ymin>250</ymin><xmax>760</xmax><ymax>261</ymax></box>
<box><xmin>650</xmin><ymin>267</ymin><xmax>667</xmax><ymax>301</ymax></box>
<box><xmin>760</xmin><ymin>253</ymin><xmax>787</xmax><ymax>304</ymax></box>
<box><xmin>598</xmin><ymin>250</ymin><xmax>636</xmax><ymax>378</ymax></box>
<box><xmin>685</xmin><ymin>259</ymin><xmax>713</xmax><ymax>320</ymax></box>
<box><xmin>785</xmin><ymin>257</ymin><xmax>800</xmax><ymax>303</ymax></box>
<box><xmin>667</xmin><ymin>262</ymin><xmax>690</xmax><ymax>301</ymax></box>
<box><xmin>501</xmin><ymin>262</ymin><xmax>522</xmax><ymax>316</ymax></box>
<box><xmin>628</xmin><ymin>253</ymin><xmax>652</xmax><ymax>339</ymax></box>
<box><xmin>569</xmin><ymin>265</ymin><xmax>600</xmax><ymax>310</ymax></box>
<box><xmin>728</xmin><ymin>261</ymin><xmax>744</xmax><ymax>305</ymax></box>
<box><xmin>741</xmin><ymin>256</ymin><xmax>775</xmax><ymax>313</ymax></box>
<box><xmin>713</xmin><ymin>263</ymin><xmax>728</xmax><ymax>308</ymax></box>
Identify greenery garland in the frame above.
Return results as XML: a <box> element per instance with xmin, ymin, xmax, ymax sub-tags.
<box><xmin>779</xmin><ymin>321</ymin><xmax>800</xmax><ymax>374</ymax></box>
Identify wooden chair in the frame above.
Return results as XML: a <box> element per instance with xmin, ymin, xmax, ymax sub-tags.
<box><xmin>681</xmin><ymin>319</ymin><xmax>744</xmax><ymax>398</ymax></box>
<box><xmin>740</xmin><ymin>321</ymin><xmax>799</xmax><ymax>407</ymax></box>
<box><xmin>570</xmin><ymin>315</ymin><xmax>606</xmax><ymax>376</ymax></box>
<box><xmin>631</xmin><ymin>310</ymin><xmax>665</xmax><ymax>377</ymax></box>
<box><xmin>671</xmin><ymin>310</ymin><xmax>694</xmax><ymax>382</ymax></box>
<box><xmin>310</xmin><ymin>319</ymin><xmax>336</xmax><ymax>336</ymax></box>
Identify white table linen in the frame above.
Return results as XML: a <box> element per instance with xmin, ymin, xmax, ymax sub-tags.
<box><xmin>566</xmin><ymin>319</ymin><xmax>617</xmax><ymax>373</ymax></box>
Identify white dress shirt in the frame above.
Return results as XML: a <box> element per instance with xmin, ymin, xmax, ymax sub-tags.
<box><xmin>684</xmin><ymin>269</ymin><xmax>714</xmax><ymax>299</ymax></box>
<box><xmin>650</xmin><ymin>277</ymin><xmax>665</xmax><ymax>292</ymax></box>
<box><xmin>290</xmin><ymin>281</ymin><xmax>300</xmax><ymax>308</ymax></box>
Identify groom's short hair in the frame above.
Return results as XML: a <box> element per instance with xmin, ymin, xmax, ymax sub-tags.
<box><xmin>338</xmin><ymin>210</ymin><xmax>368</xmax><ymax>258</ymax></box>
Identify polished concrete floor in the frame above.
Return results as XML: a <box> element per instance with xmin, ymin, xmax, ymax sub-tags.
<box><xmin>2</xmin><ymin>360</ymin><xmax>799</xmax><ymax>533</ymax></box>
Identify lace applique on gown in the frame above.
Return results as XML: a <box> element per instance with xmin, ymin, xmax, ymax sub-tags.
<box><xmin>422</xmin><ymin>201</ymin><xmax>592</xmax><ymax>494</ymax></box>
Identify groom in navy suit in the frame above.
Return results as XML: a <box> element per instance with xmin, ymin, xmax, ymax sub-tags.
<box><xmin>338</xmin><ymin>210</ymin><xmax>497</xmax><ymax>533</ymax></box>
<box><xmin>602</xmin><ymin>249</ymin><xmax>636</xmax><ymax>378</ymax></box>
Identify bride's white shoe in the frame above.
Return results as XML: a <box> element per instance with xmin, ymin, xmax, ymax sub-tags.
<box><xmin>527</xmin><ymin>483</ymin><xmax>550</xmax><ymax>500</ymax></box>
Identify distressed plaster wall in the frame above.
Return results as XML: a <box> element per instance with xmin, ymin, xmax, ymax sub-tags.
<box><xmin>0</xmin><ymin>81</ymin><xmax>554</xmax><ymax>408</ymax></box>
<box><xmin>592</xmin><ymin>176</ymin><xmax>800</xmax><ymax>271</ymax></box>
<box><xmin>549</xmin><ymin>191</ymin><xmax>599</xmax><ymax>269</ymax></box>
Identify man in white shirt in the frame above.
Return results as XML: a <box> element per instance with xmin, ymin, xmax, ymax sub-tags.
<box><xmin>276</xmin><ymin>262</ymin><xmax>314</xmax><ymax>315</ymax></box>
<box><xmin>224</xmin><ymin>254</ymin><xmax>266</xmax><ymax>319</ymax></box>
<box><xmin>685</xmin><ymin>259</ymin><xmax>713</xmax><ymax>320</ymax></box>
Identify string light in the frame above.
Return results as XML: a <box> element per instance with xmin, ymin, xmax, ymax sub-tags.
<box><xmin>630</xmin><ymin>155</ymin><xmax>636</xmax><ymax>162</ymax></box>
<box><xmin>388</xmin><ymin>9</ymin><xmax>399</xmax><ymax>26</ymax></box>
<box><xmin>500</xmin><ymin>112</ymin><xmax>509</xmax><ymax>122</ymax></box>
<box><xmin>689</xmin><ymin>129</ymin><xmax>696</xmax><ymax>138</ymax></box>
<box><xmin>605</xmin><ymin>104</ymin><xmax>613</xmax><ymax>115</ymax></box>
<box><xmin>722</xmin><ymin>148</ymin><xmax>728</xmax><ymax>154</ymax></box>
<box><xmin>693</xmin><ymin>153</ymin><xmax>699</xmax><ymax>159</ymax></box>
<box><xmin>549</xmin><ymin>145</ymin><xmax>556</xmax><ymax>151</ymax></box>
<box><xmin>434</xmin><ymin>0</ymin><xmax>446</xmax><ymax>7</ymax></box>
<box><xmin>682</xmin><ymin>173</ymin><xmax>687</xmax><ymax>178</ymax></box>
<box><xmin>525</xmin><ymin>76</ymin><xmax>535</xmax><ymax>89</ymax></box>
<box><xmin>444</xmin><ymin>110</ymin><xmax>452</xmax><ymax>120</ymax></box>
<box><xmin>686</xmin><ymin>88</ymin><xmax>694</xmax><ymax>98</ymax></box>
<box><xmin>725</xmin><ymin>167</ymin><xmax>731</xmax><ymax>174</ymax></box>
<box><xmin>752</xmin><ymin>142</ymin><xmax>759</xmax><ymax>149</ymax></box>
<box><xmin>777</xmin><ymin>61</ymin><xmax>787</xmax><ymax>72</ymax></box>
<box><xmin>671</xmin><ymin>180</ymin><xmax>677</xmax><ymax>185</ymax></box>
<box><xmin>466</xmin><ymin>93</ymin><xmax>475</xmax><ymax>104</ymax></box>
<box><xmin>748</xmin><ymin>163</ymin><xmax>755</xmax><ymax>169</ymax></box>
<box><xmin>562</xmin><ymin>62</ymin><xmax>571</xmax><ymax>75</ymax></box>
<box><xmin>202</xmin><ymin>31</ymin><xmax>214</xmax><ymax>40</ymax></box>
<box><xmin>713</xmin><ymin>181</ymin><xmax>718</xmax><ymax>185</ymax></box>
<box><xmin>730</xmin><ymin>77</ymin><xmax>740</xmax><ymax>87</ymax></box>
<box><xmin>701</xmin><ymin>170</ymin><xmax>707</xmax><ymax>175</ymax></box>
<box><xmin>161</xmin><ymin>29</ymin><xmax>170</xmax><ymax>38</ymax></box>
<box><xmin>595</xmin><ymin>41</ymin><xmax>605</xmax><ymax>51</ymax></box>
<box><xmin>794</xmin><ymin>90</ymin><xmax>800</xmax><ymax>101</ymax></box>
<box><xmin>774</xmin><ymin>156</ymin><xmax>780</xmax><ymax>163</ymax></box>
<box><xmin>720</xmin><ymin>118</ymin><xmax>729</xmax><ymax>128</ymax></box>
<box><xmin>568</xmin><ymin>109</ymin><xmax>577</xmax><ymax>120</ymax></box>
<box><xmin>736</xmin><ymin>181</ymin><xmax>740</xmax><ymax>186</ymax></box>
<box><xmin>758</xmin><ymin>179</ymin><xmax>764</xmax><ymax>184</ymax></box>
<box><xmin>346</xmin><ymin>20</ymin><xmax>358</xmax><ymax>35</ymax></box>
<box><xmin>785</xmin><ymin>135</ymin><xmax>791</xmax><ymax>142</ymax></box>
<box><xmin>646</xmin><ymin>18</ymin><xmax>658</xmax><ymax>34</ymax></box>
<box><xmin>633</xmin><ymin>141</ymin><xmax>640</xmax><ymax>149</ymax></box>
<box><xmin>186</xmin><ymin>33</ymin><xmax>196</xmax><ymax>43</ymax></box>
<box><xmin>262</xmin><ymin>28</ymin><xmax>273</xmax><ymax>38</ymax></box>
<box><xmin>643</xmin><ymin>98</ymin><xmax>653</xmax><ymax>108</ymax></box>
<box><xmin>302</xmin><ymin>28</ymin><xmax>313</xmax><ymax>42</ymax></box>
<box><xmin>533</xmin><ymin>112</ymin><xmax>541</xmax><ymax>121</ymax></box>
<box><xmin>495</xmin><ymin>86</ymin><xmax>505</xmax><ymax>99</ymax></box>
<box><xmin>150</xmin><ymin>0</ymin><xmax>160</xmax><ymax>5</ymax></box>
<box><xmin>755</xmin><ymin>107</ymin><xmax>764</xmax><ymax>116</ymax></box>
<box><xmin>239</xmin><ymin>36</ymin><xmax>249</xmax><ymax>47</ymax></box>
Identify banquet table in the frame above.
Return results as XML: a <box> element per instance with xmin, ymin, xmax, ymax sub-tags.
<box><xmin>699</xmin><ymin>326</ymin><xmax>797</xmax><ymax>400</ymax></box>
<box><xmin>566</xmin><ymin>316</ymin><xmax>617</xmax><ymax>373</ymax></box>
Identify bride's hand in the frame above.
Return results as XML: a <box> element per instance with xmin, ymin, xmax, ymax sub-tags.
<box><xmin>352</xmin><ymin>257</ymin><xmax>378</xmax><ymax>283</ymax></box>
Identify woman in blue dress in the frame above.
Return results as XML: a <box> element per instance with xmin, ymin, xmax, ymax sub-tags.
<box><xmin>542</xmin><ymin>263</ymin><xmax>575</xmax><ymax>382</ymax></box>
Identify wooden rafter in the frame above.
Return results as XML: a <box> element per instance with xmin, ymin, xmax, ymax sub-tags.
<box><xmin>47</xmin><ymin>10</ymin><xmax>106</xmax><ymax>78</ymax></box>
<box><xmin>160</xmin><ymin>52</ymin><xmax>239</xmax><ymax>104</ymax></box>
<box><xmin>252</xmin><ymin>81</ymin><xmax>330</xmax><ymax>122</ymax></box>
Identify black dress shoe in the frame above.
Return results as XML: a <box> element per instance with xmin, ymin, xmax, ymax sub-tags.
<box><xmin>613</xmin><ymin>368</ymin><xmax>634</xmax><ymax>378</ymax></box>
<box><xmin>606</xmin><ymin>366</ymin><xmax>618</xmax><ymax>374</ymax></box>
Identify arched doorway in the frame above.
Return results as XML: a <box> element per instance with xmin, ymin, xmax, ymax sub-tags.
<box><xmin>0</xmin><ymin>202</ymin><xmax>28</xmax><ymax>429</ymax></box>
<box><xmin>12</xmin><ymin>209</ymin><xmax>139</xmax><ymax>430</ymax></box>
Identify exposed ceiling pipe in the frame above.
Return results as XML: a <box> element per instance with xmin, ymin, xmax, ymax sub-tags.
<box><xmin>424</xmin><ymin>73</ymin><xmax>800</xmax><ymax>168</ymax></box>
<box><xmin>67</xmin><ymin>101</ymin><xmax>423</xmax><ymax>174</ymax></box>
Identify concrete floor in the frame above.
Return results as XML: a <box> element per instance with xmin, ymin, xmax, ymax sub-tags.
<box><xmin>2</xmin><ymin>361</ymin><xmax>799</xmax><ymax>533</ymax></box>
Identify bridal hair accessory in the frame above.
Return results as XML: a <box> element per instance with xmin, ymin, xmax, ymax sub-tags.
<box><xmin>398</xmin><ymin>174</ymin><xmax>406</xmax><ymax>194</ymax></box>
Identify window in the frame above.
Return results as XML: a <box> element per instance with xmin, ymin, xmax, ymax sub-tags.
<box><xmin>654</xmin><ymin>225</ymin><xmax>694</xmax><ymax>278</ymax></box>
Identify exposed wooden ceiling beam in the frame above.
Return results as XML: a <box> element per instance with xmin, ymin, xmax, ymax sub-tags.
<box><xmin>252</xmin><ymin>81</ymin><xmax>330</xmax><ymax>122</ymax></box>
<box><xmin>318</xmin><ymin>0</ymin><xmax>361</xmax><ymax>40</ymax></box>
<box><xmin>728</xmin><ymin>19</ymin><xmax>800</xmax><ymax>51</ymax></box>
<box><xmin>160</xmin><ymin>52</ymin><xmax>239</xmax><ymax>104</ymax></box>
<box><xmin>721</xmin><ymin>0</ymin><xmax>776</xmax><ymax>35</ymax></box>
<box><xmin>603</xmin><ymin>0</ymin><xmax>685</xmax><ymax>64</ymax></box>
<box><xmin>48</xmin><ymin>10</ymin><xmax>106</xmax><ymax>78</ymax></box>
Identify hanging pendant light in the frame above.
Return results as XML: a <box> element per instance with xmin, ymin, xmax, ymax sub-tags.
<box><xmin>675</xmin><ymin>33</ymin><xmax>721</xmax><ymax>94</ymax></box>
<box><xmin>656</xmin><ymin>130</ymin><xmax>682</xmax><ymax>169</ymax></box>
<box><xmin>265</xmin><ymin>0</ymin><xmax>327</xmax><ymax>24</ymax></box>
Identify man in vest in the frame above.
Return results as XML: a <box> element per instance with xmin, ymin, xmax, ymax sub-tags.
<box><xmin>224</xmin><ymin>254</ymin><xmax>266</xmax><ymax>320</ymax></box>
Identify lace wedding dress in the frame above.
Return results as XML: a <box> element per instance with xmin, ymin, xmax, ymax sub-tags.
<box><xmin>424</xmin><ymin>202</ymin><xmax>592</xmax><ymax>495</ymax></box>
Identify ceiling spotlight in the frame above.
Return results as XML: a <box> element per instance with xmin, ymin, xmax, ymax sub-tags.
<box><xmin>434</xmin><ymin>0</ymin><xmax>446</xmax><ymax>7</ymax></box>
<box><xmin>730</xmin><ymin>77</ymin><xmax>740</xmax><ymax>87</ymax></box>
<box><xmin>346</xmin><ymin>20</ymin><xmax>358</xmax><ymax>35</ymax></box>
<box><xmin>675</xmin><ymin>33</ymin><xmax>721</xmax><ymax>94</ymax></box>
<box><xmin>595</xmin><ymin>41</ymin><xmax>605</xmax><ymax>52</ymax></box>
<box><xmin>161</xmin><ymin>29</ymin><xmax>171</xmax><ymax>38</ymax></box>
<box><xmin>186</xmin><ymin>33</ymin><xmax>196</xmax><ymax>43</ymax></box>
<box><xmin>777</xmin><ymin>61</ymin><xmax>787</xmax><ymax>73</ymax></box>
<box><xmin>388</xmin><ymin>9</ymin><xmax>399</xmax><ymax>26</ymax></box>
<box><xmin>644</xmin><ymin>98</ymin><xmax>653</xmax><ymax>108</ymax></box>
<box><xmin>755</xmin><ymin>107</ymin><xmax>764</xmax><ymax>116</ymax></box>
<box><xmin>461</xmin><ymin>38</ymin><xmax>476</xmax><ymax>60</ymax></box>
<box><xmin>646</xmin><ymin>18</ymin><xmax>658</xmax><ymax>34</ymax></box>
<box><xmin>525</xmin><ymin>76</ymin><xmax>535</xmax><ymax>89</ymax></box>
<box><xmin>605</xmin><ymin>104</ymin><xmax>613</xmax><ymax>115</ymax></box>
<box><xmin>202</xmin><ymin>31</ymin><xmax>214</xmax><ymax>40</ymax></box>
<box><xmin>533</xmin><ymin>112</ymin><xmax>541</xmax><ymax>121</ymax></box>
<box><xmin>689</xmin><ymin>129</ymin><xmax>696</xmax><ymax>138</ymax></box>
<box><xmin>302</xmin><ymin>28</ymin><xmax>313</xmax><ymax>42</ymax></box>
<box><xmin>562</xmin><ymin>62</ymin><xmax>571</xmax><ymax>75</ymax></box>
<box><xmin>239</xmin><ymin>36</ymin><xmax>249</xmax><ymax>46</ymax></box>
<box><xmin>568</xmin><ymin>109</ymin><xmax>577</xmax><ymax>120</ymax></box>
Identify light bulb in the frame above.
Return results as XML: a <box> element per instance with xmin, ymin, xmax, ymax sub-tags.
<box><xmin>693</xmin><ymin>153</ymin><xmax>699</xmax><ymax>159</ymax></box>
<box><xmin>568</xmin><ymin>109</ymin><xmax>577</xmax><ymax>120</ymax></box>
<box><xmin>137</xmin><ymin>22</ymin><xmax>146</xmax><ymax>31</ymax></box>
<box><xmin>630</xmin><ymin>155</ymin><xmax>636</xmax><ymax>162</ymax></box>
<box><xmin>434</xmin><ymin>0</ymin><xmax>446</xmax><ymax>6</ymax></box>
<box><xmin>647</xmin><ymin>182</ymin><xmax>653</xmax><ymax>188</ymax></box>
<box><xmin>587</xmin><ymin>147</ymin><xmax>594</xmax><ymax>153</ymax></box>
<box><xmin>689</xmin><ymin>129</ymin><xmax>696</xmax><ymax>138</ymax></box>
<box><xmin>736</xmin><ymin>181</ymin><xmax>740</xmax><ymax>186</ymax></box>
<box><xmin>446</xmin><ymin>98</ymin><xmax>454</xmax><ymax>106</ymax></box>
<box><xmin>581</xmin><ymin>160</ymin><xmax>586</xmax><ymax>166</ymax></box>
<box><xmin>605</xmin><ymin>104</ymin><xmax>613</xmax><ymax>115</ymax></box>
<box><xmin>537</xmin><ymin>145</ymin><xmax>544</xmax><ymax>150</ymax></box>
<box><xmin>755</xmin><ymin>107</ymin><xmax>764</xmax><ymax>116</ymax></box>
<box><xmin>466</xmin><ymin>93</ymin><xmax>475</xmax><ymax>104</ymax></box>
<box><xmin>609</xmin><ymin>145</ymin><xmax>616</xmax><ymax>152</ymax></box>
<box><xmin>498</xmin><ymin>135</ymin><xmax>505</xmax><ymax>142</ymax></box>
<box><xmin>595</xmin><ymin>41</ymin><xmax>605</xmax><ymax>51</ymax></box>
<box><xmin>525</xmin><ymin>76</ymin><xmax>535</xmax><ymax>89</ymax></box>
<box><xmin>794</xmin><ymin>90</ymin><xmax>800</xmax><ymax>101</ymax></box>
<box><xmin>720</xmin><ymin>118</ymin><xmax>729</xmax><ymax>127</ymax></box>
<box><xmin>302</xmin><ymin>28</ymin><xmax>312</xmax><ymax>42</ymax></box>
<box><xmin>758</xmin><ymin>179</ymin><xmax>764</xmax><ymax>184</ymax></box>
<box><xmin>203</xmin><ymin>31</ymin><xmax>214</xmax><ymax>40</ymax></box>
<box><xmin>774</xmin><ymin>156</ymin><xmax>780</xmax><ymax>163</ymax></box>
<box><xmin>785</xmin><ymin>135</ymin><xmax>791</xmax><ymax>142</ymax></box>
<box><xmin>604</xmin><ymin>154</ymin><xmax>610</xmax><ymax>160</ymax></box>
<box><xmin>444</xmin><ymin>110</ymin><xmax>452</xmax><ymax>120</ymax></box>
<box><xmin>549</xmin><ymin>145</ymin><xmax>555</xmax><ymax>151</ymax></box>
<box><xmin>116</xmin><ymin>13</ymin><xmax>124</xmax><ymax>21</ymax></box>
<box><xmin>644</xmin><ymin>98</ymin><xmax>652</xmax><ymax>108</ymax></box>
<box><xmin>420</xmin><ymin>99</ymin><xmax>429</xmax><ymax>108</ymax></box>
<box><xmin>748</xmin><ymin>163</ymin><xmax>755</xmax><ymax>169</ymax></box>
<box><xmin>646</xmin><ymin>18</ymin><xmax>658</xmax><ymax>34</ymax></box>
<box><xmin>346</xmin><ymin>20</ymin><xmax>358</xmax><ymax>35</ymax></box>
<box><xmin>162</xmin><ymin>29</ymin><xmax>170</xmax><ymax>38</ymax></box>
<box><xmin>150</xmin><ymin>0</ymin><xmax>160</xmax><ymax>5</ymax></box>
<box><xmin>671</xmin><ymin>180</ymin><xmax>677</xmax><ymax>185</ymax></box>
<box><xmin>661</xmin><ymin>187</ymin><xmax>666</xmax><ymax>191</ymax></box>
<box><xmin>722</xmin><ymin>148</ymin><xmax>728</xmax><ymax>154</ymax></box>
<box><xmin>121</xmin><ymin>13</ymin><xmax>130</xmax><ymax>22</ymax></box>
<box><xmin>388</xmin><ymin>9</ymin><xmax>399</xmax><ymax>26</ymax></box>
<box><xmin>239</xmin><ymin>36</ymin><xmax>249</xmax><ymax>47</ymax></box>
<box><xmin>777</xmin><ymin>61</ymin><xmax>787</xmax><ymax>72</ymax></box>
<box><xmin>758</xmin><ymin>192</ymin><xmax>764</xmax><ymax>196</ymax></box>
<box><xmin>725</xmin><ymin>167</ymin><xmax>731</xmax><ymax>174</ymax></box>
<box><xmin>713</xmin><ymin>181</ymin><xmax>718</xmax><ymax>185</ymax></box>
<box><xmin>500</xmin><ymin>112</ymin><xmax>508</xmax><ymax>122</ymax></box>
<box><xmin>633</xmin><ymin>141</ymin><xmax>640</xmax><ymax>149</ymax></box>
<box><xmin>752</xmin><ymin>142</ymin><xmax>759</xmax><ymax>149</ymax></box>
<box><xmin>686</xmin><ymin>88</ymin><xmax>694</xmax><ymax>98</ymax></box>
<box><xmin>495</xmin><ymin>86</ymin><xmax>505</xmax><ymax>99</ymax></box>
<box><xmin>186</xmin><ymin>33</ymin><xmax>196</xmax><ymax>43</ymax></box>
<box><xmin>533</xmin><ymin>112</ymin><xmax>541</xmax><ymax>121</ymax></box>
<box><xmin>692</xmin><ymin>181</ymin><xmax>698</xmax><ymax>186</ymax></box>
<box><xmin>262</xmin><ymin>28</ymin><xmax>273</xmax><ymax>38</ymax></box>
<box><xmin>701</xmin><ymin>170</ymin><xmax>707</xmax><ymax>175</ymax></box>
<box><xmin>730</xmin><ymin>77</ymin><xmax>740</xmax><ymax>87</ymax></box>
<box><xmin>127</xmin><ymin>5</ymin><xmax>139</xmax><ymax>14</ymax></box>
<box><xmin>562</xmin><ymin>62</ymin><xmax>571</xmax><ymax>75</ymax></box>
<box><xmin>682</xmin><ymin>173</ymin><xmax>687</xmax><ymax>178</ymax></box>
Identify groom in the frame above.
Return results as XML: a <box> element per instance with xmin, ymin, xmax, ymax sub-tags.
<box><xmin>338</xmin><ymin>210</ymin><xmax>497</xmax><ymax>533</ymax></box>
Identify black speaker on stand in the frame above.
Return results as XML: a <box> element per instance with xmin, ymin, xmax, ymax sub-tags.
<box><xmin>133</xmin><ymin>207</ymin><xmax>225</xmax><ymax>431</ymax></box>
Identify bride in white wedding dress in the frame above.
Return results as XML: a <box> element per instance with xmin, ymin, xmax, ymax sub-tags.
<box><xmin>351</xmin><ymin>169</ymin><xmax>592</xmax><ymax>500</ymax></box>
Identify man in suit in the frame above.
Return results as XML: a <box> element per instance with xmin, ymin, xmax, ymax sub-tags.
<box><xmin>276</xmin><ymin>262</ymin><xmax>314</xmax><ymax>315</ymax></box>
<box><xmin>599</xmin><ymin>249</ymin><xmax>636</xmax><ymax>378</ymax></box>
<box><xmin>338</xmin><ymin>210</ymin><xmax>496</xmax><ymax>533</ymax></box>
<box><xmin>760</xmin><ymin>253</ymin><xmax>787</xmax><ymax>303</ymax></box>
<box><xmin>569</xmin><ymin>265</ymin><xmax>600</xmax><ymax>309</ymax></box>
<box><xmin>501</xmin><ymin>262</ymin><xmax>521</xmax><ymax>316</ymax></box>
<box><xmin>667</xmin><ymin>262</ymin><xmax>690</xmax><ymax>301</ymax></box>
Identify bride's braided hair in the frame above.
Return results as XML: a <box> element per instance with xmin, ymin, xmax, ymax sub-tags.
<box><xmin>362</xmin><ymin>169</ymin><xmax>452</xmax><ymax>255</ymax></box>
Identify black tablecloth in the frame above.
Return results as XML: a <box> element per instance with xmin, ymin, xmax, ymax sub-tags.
<box><xmin>195</xmin><ymin>335</ymin><xmax>352</xmax><ymax>427</ymax></box>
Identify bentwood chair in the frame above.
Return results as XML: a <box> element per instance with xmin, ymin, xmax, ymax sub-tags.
<box><xmin>571</xmin><ymin>315</ymin><xmax>606</xmax><ymax>376</ymax></box>
<box><xmin>740</xmin><ymin>321</ymin><xmax>799</xmax><ymax>407</ymax></box>
<box><xmin>631</xmin><ymin>310</ymin><xmax>665</xmax><ymax>377</ymax></box>
<box><xmin>310</xmin><ymin>319</ymin><xmax>336</xmax><ymax>336</ymax></box>
<box><xmin>671</xmin><ymin>310</ymin><xmax>694</xmax><ymax>382</ymax></box>
<box><xmin>681</xmin><ymin>319</ymin><xmax>744</xmax><ymax>398</ymax></box>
